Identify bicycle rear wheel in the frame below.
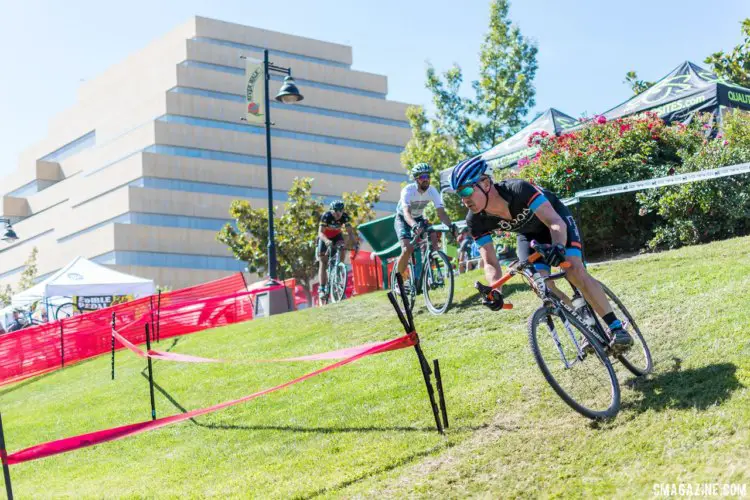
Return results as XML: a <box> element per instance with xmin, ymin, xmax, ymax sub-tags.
<box><xmin>329</xmin><ymin>262</ymin><xmax>348</xmax><ymax>303</ymax></box>
<box><xmin>598</xmin><ymin>282</ymin><xmax>653</xmax><ymax>377</ymax></box>
<box><xmin>528</xmin><ymin>306</ymin><xmax>620</xmax><ymax>420</ymax></box>
<box><xmin>423</xmin><ymin>250</ymin><xmax>454</xmax><ymax>315</ymax></box>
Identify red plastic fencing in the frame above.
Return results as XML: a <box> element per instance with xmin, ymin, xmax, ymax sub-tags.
<box><xmin>0</xmin><ymin>273</ymin><xmax>250</xmax><ymax>387</ymax></box>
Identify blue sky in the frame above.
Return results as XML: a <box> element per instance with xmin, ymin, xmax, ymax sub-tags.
<box><xmin>0</xmin><ymin>0</ymin><xmax>747</xmax><ymax>178</ymax></box>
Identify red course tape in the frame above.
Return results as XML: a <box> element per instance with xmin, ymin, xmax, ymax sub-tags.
<box><xmin>113</xmin><ymin>329</ymin><xmax>410</xmax><ymax>364</ymax></box>
<box><xmin>6</xmin><ymin>334</ymin><xmax>416</xmax><ymax>465</ymax></box>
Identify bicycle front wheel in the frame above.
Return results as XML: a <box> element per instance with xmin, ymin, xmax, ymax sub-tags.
<box><xmin>390</xmin><ymin>260</ymin><xmax>416</xmax><ymax>313</ymax></box>
<box><xmin>329</xmin><ymin>262</ymin><xmax>348</xmax><ymax>303</ymax></box>
<box><xmin>528</xmin><ymin>306</ymin><xmax>620</xmax><ymax>420</ymax></box>
<box><xmin>423</xmin><ymin>251</ymin><xmax>454</xmax><ymax>315</ymax></box>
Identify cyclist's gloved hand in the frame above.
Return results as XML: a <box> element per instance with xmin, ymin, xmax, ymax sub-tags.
<box><xmin>411</xmin><ymin>225</ymin><xmax>423</xmax><ymax>239</ymax></box>
<box><xmin>545</xmin><ymin>244</ymin><xmax>567</xmax><ymax>267</ymax></box>
<box><xmin>449</xmin><ymin>223</ymin><xmax>459</xmax><ymax>239</ymax></box>
<box><xmin>482</xmin><ymin>289</ymin><xmax>505</xmax><ymax>311</ymax></box>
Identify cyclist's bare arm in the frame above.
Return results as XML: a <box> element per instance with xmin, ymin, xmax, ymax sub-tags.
<box><xmin>533</xmin><ymin>202</ymin><xmax>568</xmax><ymax>247</ymax></box>
<box><xmin>435</xmin><ymin>207</ymin><xmax>452</xmax><ymax>228</ymax></box>
<box><xmin>402</xmin><ymin>205</ymin><xmax>418</xmax><ymax>228</ymax></box>
<box><xmin>318</xmin><ymin>226</ymin><xmax>331</xmax><ymax>245</ymax></box>
<box><xmin>479</xmin><ymin>242</ymin><xmax>503</xmax><ymax>284</ymax></box>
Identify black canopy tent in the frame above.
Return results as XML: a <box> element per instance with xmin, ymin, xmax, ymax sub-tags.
<box><xmin>603</xmin><ymin>61</ymin><xmax>750</xmax><ymax>124</ymax></box>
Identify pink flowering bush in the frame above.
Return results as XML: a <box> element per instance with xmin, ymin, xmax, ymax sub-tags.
<box><xmin>515</xmin><ymin>112</ymin><xmax>705</xmax><ymax>255</ymax></box>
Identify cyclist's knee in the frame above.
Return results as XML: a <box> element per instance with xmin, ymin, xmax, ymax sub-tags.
<box><xmin>400</xmin><ymin>240</ymin><xmax>414</xmax><ymax>253</ymax></box>
<box><xmin>563</xmin><ymin>256</ymin><xmax>588</xmax><ymax>284</ymax></box>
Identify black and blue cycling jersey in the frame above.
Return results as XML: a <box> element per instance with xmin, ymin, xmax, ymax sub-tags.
<box><xmin>465</xmin><ymin>179</ymin><xmax>583</xmax><ymax>271</ymax></box>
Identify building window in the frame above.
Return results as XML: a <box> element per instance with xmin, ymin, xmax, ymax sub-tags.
<box><xmin>168</xmin><ymin>87</ymin><xmax>410</xmax><ymax>128</ymax></box>
<box><xmin>41</xmin><ymin>130</ymin><xmax>96</xmax><ymax>163</ymax></box>
<box><xmin>144</xmin><ymin>145</ymin><xmax>406</xmax><ymax>182</ymax></box>
<box><xmin>92</xmin><ymin>251</ymin><xmax>247</xmax><ymax>271</ymax></box>
<box><xmin>132</xmin><ymin>177</ymin><xmax>398</xmax><ymax>211</ymax></box>
<box><xmin>158</xmin><ymin>115</ymin><xmax>405</xmax><ymax>154</ymax></box>
<box><xmin>191</xmin><ymin>37</ymin><xmax>350</xmax><ymax>69</ymax></box>
<box><xmin>179</xmin><ymin>61</ymin><xmax>386</xmax><ymax>99</ymax></box>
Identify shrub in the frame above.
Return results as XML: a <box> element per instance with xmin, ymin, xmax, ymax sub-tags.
<box><xmin>637</xmin><ymin>110</ymin><xmax>750</xmax><ymax>249</ymax></box>
<box><xmin>513</xmin><ymin>113</ymin><xmax>705</xmax><ymax>256</ymax></box>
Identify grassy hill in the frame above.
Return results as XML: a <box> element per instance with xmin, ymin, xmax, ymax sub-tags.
<box><xmin>0</xmin><ymin>236</ymin><xmax>748</xmax><ymax>498</ymax></box>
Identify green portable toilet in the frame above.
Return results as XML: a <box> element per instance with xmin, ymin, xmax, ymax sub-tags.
<box><xmin>358</xmin><ymin>214</ymin><xmax>402</xmax><ymax>289</ymax></box>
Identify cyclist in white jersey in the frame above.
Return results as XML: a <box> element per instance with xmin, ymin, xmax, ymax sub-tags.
<box><xmin>394</xmin><ymin>163</ymin><xmax>457</xmax><ymax>277</ymax></box>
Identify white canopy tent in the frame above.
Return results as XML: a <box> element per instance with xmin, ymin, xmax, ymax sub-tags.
<box><xmin>11</xmin><ymin>256</ymin><xmax>155</xmax><ymax>308</ymax></box>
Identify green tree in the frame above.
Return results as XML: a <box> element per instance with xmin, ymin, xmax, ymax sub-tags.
<box><xmin>400</xmin><ymin>106</ymin><xmax>465</xmax><ymax>220</ymax></box>
<box><xmin>217</xmin><ymin>178</ymin><xmax>385</xmax><ymax>302</ymax></box>
<box><xmin>341</xmin><ymin>180</ymin><xmax>387</xmax><ymax>229</ymax></box>
<box><xmin>705</xmin><ymin>18</ymin><xmax>750</xmax><ymax>88</ymax></box>
<box><xmin>624</xmin><ymin>70</ymin><xmax>655</xmax><ymax>95</ymax></box>
<box><xmin>0</xmin><ymin>247</ymin><xmax>39</xmax><ymax>307</ymax></box>
<box><xmin>425</xmin><ymin>0</ymin><xmax>538</xmax><ymax>156</ymax></box>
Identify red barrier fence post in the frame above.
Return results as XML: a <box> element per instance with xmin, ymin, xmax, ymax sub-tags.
<box><xmin>111</xmin><ymin>313</ymin><xmax>116</xmax><ymax>381</ymax></box>
<box><xmin>149</xmin><ymin>296</ymin><xmax>155</xmax><ymax>345</ymax></box>
<box><xmin>59</xmin><ymin>322</ymin><xmax>65</xmax><ymax>368</ymax></box>
<box><xmin>156</xmin><ymin>290</ymin><xmax>162</xmax><ymax>343</ymax></box>
<box><xmin>0</xmin><ymin>413</ymin><xmax>14</xmax><ymax>500</ymax></box>
<box><xmin>145</xmin><ymin>324</ymin><xmax>156</xmax><ymax>421</ymax></box>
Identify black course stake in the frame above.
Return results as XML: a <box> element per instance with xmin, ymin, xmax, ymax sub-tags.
<box><xmin>0</xmin><ymin>413</ymin><xmax>14</xmax><ymax>500</ymax></box>
<box><xmin>111</xmin><ymin>312</ymin><xmax>116</xmax><ymax>380</ymax></box>
<box><xmin>389</xmin><ymin>273</ymin><xmax>443</xmax><ymax>434</ymax></box>
<box><xmin>145</xmin><ymin>324</ymin><xmax>156</xmax><ymax>420</ymax></box>
<box><xmin>434</xmin><ymin>359</ymin><xmax>448</xmax><ymax>429</ymax></box>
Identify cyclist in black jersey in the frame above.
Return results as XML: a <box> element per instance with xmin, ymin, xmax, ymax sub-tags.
<box><xmin>317</xmin><ymin>200</ymin><xmax>358</xmax><ymax>301</ymax></box>
<box><xmin>451</xmin><ymin>155</ymin><xmax>632</xmax><ymax>353</ymax></box>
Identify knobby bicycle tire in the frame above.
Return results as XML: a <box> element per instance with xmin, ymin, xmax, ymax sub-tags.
<box><xmin>423</xmin><ymin>250</ymin><xmax>454</xmax><ymax>315</ymax></box>
<box><xmin>528</xmin><ymin>306</ymin><xmax>620</xmax><ymax>420</ymax></box>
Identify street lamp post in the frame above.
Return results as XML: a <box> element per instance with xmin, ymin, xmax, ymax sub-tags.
<box><xmin>1</xmin><ymin>218</ymin><xmax>18</xmax><ymax>244</ymax></box>
<box><xmin>252</xmin><ymin>49</ymin><xmax>304</xmax><ymax>282</ymax></box>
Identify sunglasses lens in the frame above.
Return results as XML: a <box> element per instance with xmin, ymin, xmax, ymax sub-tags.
<box><xmin>417</xmin><ymin>174</ymin><xmax>430</xmax><ymax>181</ymax></box>
<box><xmin>457</xmin><ymin>186</ymin><xmax>474</xmax><ymax>197</ymax></box>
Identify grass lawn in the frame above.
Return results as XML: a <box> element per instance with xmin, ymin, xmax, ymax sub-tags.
<box><xmin>0</xmin><ymin>236</ymin><xmax>748</xmax><ymax>498</ymax></box>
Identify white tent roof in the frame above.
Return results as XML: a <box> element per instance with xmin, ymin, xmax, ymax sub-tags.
<box><xmin>12</xmin><ymin>256</ymin><xmax>155</xmax><ymax>307</ymax></box>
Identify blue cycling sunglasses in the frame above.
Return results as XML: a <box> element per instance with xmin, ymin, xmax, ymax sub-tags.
<box><xmin>456</xmin><ymin>184</ymin><xmax>477</xmax><ymax>198</ymax></box>
<box><xmin>416</xmin><ymin>174</ymin><xmax>430</xmax><ymax>181</ymax></box>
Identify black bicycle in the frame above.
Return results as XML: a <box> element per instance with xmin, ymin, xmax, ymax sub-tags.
<box><xmin>476</xmin><ymin>243</ymin><xmax>651</xmax><ymax>420</ymax></box>
<box><xmin>390</xmin><ymin>225</ymin><xmax>454</xmax><ymax>315</ymax></box>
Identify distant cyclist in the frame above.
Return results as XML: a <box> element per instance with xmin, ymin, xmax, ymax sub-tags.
<box><xmin>317</xmin><ymin>200</ymin><xmax>358</xmax><ymax>301</ymax></box>
<box><xmin>395</xmin><ymin>163</ymin><xmax>457</xmax><ymax>280</ymax></box>
<box><xmin>457</xmin><ymin>227</ymin><xmax>476</xmax><ymax>273</ymax></box>
<box><xmin>450</xmin><ymin>155</ymin><xmax>632</xmax><ymax>353</ymax></box>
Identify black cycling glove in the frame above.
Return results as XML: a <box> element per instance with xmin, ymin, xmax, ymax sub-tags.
<box><xmin>546</xmin><ymin>244</ymin><xmax>567</xmax><ymax>267</ymax></box>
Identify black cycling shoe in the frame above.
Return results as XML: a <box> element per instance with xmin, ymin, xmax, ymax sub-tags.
<box><xmin>609</xmin><ymin>327</ymin><xmax>633</xmax><ymax>354</ymax></box>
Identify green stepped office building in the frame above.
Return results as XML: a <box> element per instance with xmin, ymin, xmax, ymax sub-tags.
<box><xmin>0</xmin><ymin>16</ymin><xmax>413</xmax><ymax>290</ymax></box>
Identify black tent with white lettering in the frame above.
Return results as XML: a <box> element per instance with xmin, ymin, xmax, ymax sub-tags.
<box><xmin>602</xmin><ymin>61</ymin><xmax>750</xmax><ymax>124</ymax></box>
